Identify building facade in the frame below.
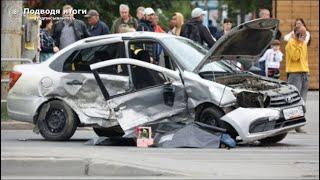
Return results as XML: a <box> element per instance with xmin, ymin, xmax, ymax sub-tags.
<box><xmin>273</xmin><ymin>0</ymin><xmax>319</xmax><ymax>89</ymax></box>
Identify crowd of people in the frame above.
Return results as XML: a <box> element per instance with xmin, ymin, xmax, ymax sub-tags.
<box><xmin>39</xmin><ymin>4</ymin><xmax>311</xmax><ymax>132</ymax></box>
<box><xmin>38</xmin><ymin>4</ymin><xmax>222</xmax><ymax>62</ymax></box>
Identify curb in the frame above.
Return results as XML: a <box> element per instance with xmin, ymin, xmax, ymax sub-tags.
<box><xmin>1</xmin><ymin>120</ymin><xmax>91</xmax><ymax>130</ymax></box>
<box><xmin>1</xmin><ymin>157</ymin><xmax>179</xmax><ymax>177</ymax></box>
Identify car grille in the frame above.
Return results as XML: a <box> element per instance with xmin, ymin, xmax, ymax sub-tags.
<box><xmin>249</xmin><ymin>117</ymin><xmax>306</xmax><ymax>133</ymax></box>
<box><xmin>269</xmin><ymin>91</ymin><xmax>301</xmax><ymax>107</ymax></box>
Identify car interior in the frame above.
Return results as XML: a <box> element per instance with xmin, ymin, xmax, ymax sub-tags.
<box><xmin>62</xmin><ymin>42</ymin><xmax>127</xmax><ymax>75</ymax></box>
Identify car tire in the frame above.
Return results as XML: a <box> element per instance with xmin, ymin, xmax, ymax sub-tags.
<box><xmin>198</xmin><ymin>106</ymin><xmax>225</xmax><ymax>127</ymax></box>
<box><xmin>198</xmin><ymin>106</ymin><xmax>238</xmax><ymax>139</ymax></box>
<box><xmin>259</xmin><ymin>132</ymin><xmax>288</xmax><ymax>144</ymax></box>
<box><xmin>38</xmin><ymin>100</ymin><xmax>78</xmax><ymax>141</ymax></box>
<box><xmin>93</xmin><ymin>126</ymin><xmax>124</xmax><ymax>137</ymax></box>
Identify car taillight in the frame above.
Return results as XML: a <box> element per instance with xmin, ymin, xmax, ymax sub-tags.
<box><xmin>8</xmin><ymin>71</ymin><xmax>22</xmax><ymax>90</ymax></box>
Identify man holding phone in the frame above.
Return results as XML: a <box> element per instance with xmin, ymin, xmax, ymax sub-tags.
<box><xmin>285</xmin><ymin>26</ymin><xmax>309</xmax><ymax>133</ymax></box>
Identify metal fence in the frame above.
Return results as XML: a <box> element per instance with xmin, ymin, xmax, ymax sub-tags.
<box><xmin>1</xmin><ymin>58</ymin><xmax>34</xmax><ymax>103</ymax></box>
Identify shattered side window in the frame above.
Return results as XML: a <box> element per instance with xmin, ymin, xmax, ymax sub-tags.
<box><xmin>62</xmin><ymin>42</ymin><xmax>127</xmax><ymax>75</ymax></box>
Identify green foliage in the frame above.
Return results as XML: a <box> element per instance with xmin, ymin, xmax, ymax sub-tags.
<box><xmin>1</xmin><ymin>103</ymin><xmax>8</xmax><ymax>121</ymax></box>
<box><xmin>218</xmin><ymin>0</ymin><xmax>272</xmax><ymax>25</ymax></box>
<box><xmin>35</xmin><ymin>0</ymin><xmax>193</xmax><ymax>31</ymax></box>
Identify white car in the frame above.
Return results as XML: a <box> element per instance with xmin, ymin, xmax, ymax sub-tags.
<box><xmin>7</xmin><ymin>18</ymin><xmax>306</xmax><ymax>143</ymax></box>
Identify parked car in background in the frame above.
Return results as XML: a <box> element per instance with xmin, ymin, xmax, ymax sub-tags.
<box><xmin>7</xmin><ymin>19</ymin><xmax>306</xmax><ymax>144</ymax></box>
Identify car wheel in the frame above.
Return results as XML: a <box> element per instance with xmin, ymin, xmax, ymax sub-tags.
<box><xmin>38</xmin><ymin>100</ymin><xmax>78</xmax><ymax>141</ymax></box>
<box><xmin>259</xmin><ymin>132</ymin><xmax>288</xmax><ymax>144</ymax></box>
<box><xmin>198</xmin><ymin>106</ymin><xmax>224</xmax><ymax>127</ymax></box>
<box><xmin>93</xmin><ymin>126</ymin><xmax>124</xmax><ymax>137</ymax></box>
<box><xmin>198</xmin><ymin>106</ymin><xmax>238</xmax><ymax>139</ymax></box>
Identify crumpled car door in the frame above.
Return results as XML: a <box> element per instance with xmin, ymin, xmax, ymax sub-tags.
<box><xmin>90</xmin><ymin>58</ymin><xmax>189</xmax><ymax>136</ymax></box>
<box><xmin>49</xmin><ymin>72</ymin><xmax>129</xmax><ymax>126</ymax></box>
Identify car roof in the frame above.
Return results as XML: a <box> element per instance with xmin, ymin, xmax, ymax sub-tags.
<box><xmin>83</xmin><ymin>32</ymin><xmax>175</xmax><ymax>43</ymax></box>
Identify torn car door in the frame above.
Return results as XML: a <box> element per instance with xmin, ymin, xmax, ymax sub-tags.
<box><xmin>91</xmin><ymin>58</ymin><xmax>189</xmax><ymax>136</ymax></box>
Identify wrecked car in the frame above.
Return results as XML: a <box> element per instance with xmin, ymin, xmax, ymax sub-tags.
<box><xmin>7</xmin><ymin>18</ymin><xmax>306</xmax><ymax>144</ymax></box>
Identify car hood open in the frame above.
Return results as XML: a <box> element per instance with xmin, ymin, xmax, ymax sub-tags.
<box><xmin>194</xmin><ymin>18</ymin><xmax>279</xmax><ymax>72</ymax></box>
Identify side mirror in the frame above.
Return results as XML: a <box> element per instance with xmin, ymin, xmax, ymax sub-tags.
<box><xmin>163</xmin><ymin>82</ymin><xmax>175</xmax><ymax>107</ymax></box>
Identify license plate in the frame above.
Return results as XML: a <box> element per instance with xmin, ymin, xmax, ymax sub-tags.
<box><xmin>283</xmin><ymin>106</ymin><xmax>304</xmax><ymax>120</ymax></box>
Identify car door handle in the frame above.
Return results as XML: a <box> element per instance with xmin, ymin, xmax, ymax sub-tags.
<box><xmin>66</xmin><ymin>80</ymin><xmax>83</xmax><ymax>85</ymax></box>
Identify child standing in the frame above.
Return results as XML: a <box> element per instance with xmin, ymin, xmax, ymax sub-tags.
<box><xmin>258</xmin><ymin>40</ymin><xmax>283</xmax><ymax>79</ymax></box>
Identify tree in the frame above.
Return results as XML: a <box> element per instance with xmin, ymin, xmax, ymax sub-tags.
<box><xmin>32</xmin><ymin>0</ymin><xmax>192</xmax><ymax>31</ymax></box>
<box><xmin>218</xmin><ymin>0</ymin><xmax>272</xmax><ymax>25</ymax></box>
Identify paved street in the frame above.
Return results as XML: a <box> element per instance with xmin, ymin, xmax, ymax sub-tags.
<box><xmin>1</xmin><ymin>91</ymin><xmax>319</xmax><ymax>179</ymax></box>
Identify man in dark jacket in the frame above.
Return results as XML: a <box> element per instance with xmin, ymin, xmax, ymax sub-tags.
<box><xmin>52</xmin><ymin>5</ymin><xmax>90</xmax><ymax>49</ymax></box>
<box><xmin>111</xmin><ymin>4</ymin><xmax>138</xmax><ymax>33</ymax></box>
<box><xmin>208</xmin><ymin>19</ymin><xmax>217</xmax><ymax>36</ymax></box>
<box><xmin>136</xmin><ymin>7</ymin><xmax>155</xmax><ymax>32</ymax></box>
<box><xmin>259</xmin><ymin>9</ymin><xmax>281</xmax><ymax>40</ymax></box>
<box><xmin>85</xmin><ymin>9</ymin><xmax>109</xmax><ymax>36</ymax></box>
<box><xmin>180</xmin><ymin>7</ymin><xmax>215</xmax><ymax>48</ymax></box>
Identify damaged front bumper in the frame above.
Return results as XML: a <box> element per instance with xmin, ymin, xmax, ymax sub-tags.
<box><xmin>220</xmin><ymin>100</ymin><xmax>306</xmax><ymax>143</ymax></box>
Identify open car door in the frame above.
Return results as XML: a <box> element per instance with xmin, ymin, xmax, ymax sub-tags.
<box><xmin>90</xmin><ymin>58</ymin><xmax>189</xmax><ymax>137</ymax></box>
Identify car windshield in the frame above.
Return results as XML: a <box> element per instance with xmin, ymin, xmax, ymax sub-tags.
<box><xmin>162</xmin><ymin>37</ymin><xmax>207</xmax><ymax>71</ymax></box>
<box><xmin>162</xmin><ymin>37</ymin><xmax>236</xmax><ymax>73</ymax></box>
<box><xmin>201</xmin><ymin>59</ymin><xmax>234</xmax><ymax>72</ymax></box>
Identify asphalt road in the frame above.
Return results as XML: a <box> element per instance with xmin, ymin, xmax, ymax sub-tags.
<box><xmin>1</xmin><ymin>91</ymin><xmax>319</xmax><ymax>179</ymax></box>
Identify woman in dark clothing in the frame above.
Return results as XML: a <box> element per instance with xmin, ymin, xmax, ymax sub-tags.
<box><xmin>214</xmin><ymin>18</ymin><xmax>232</xmax><ymax>40</ymax></box>
<box><xmin>39</xmin><ymin>16</ymin><xmax>59</xmax><ymax>62</ymax></box>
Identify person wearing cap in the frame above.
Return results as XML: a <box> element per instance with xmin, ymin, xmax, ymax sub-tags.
<box><xmin>111</xmin><ymin>4</ymin><xmax>138</xmax><ymax>33</ymax></box>
<box><xmin>214</xmin><ymin>18</ymin><xmax>232</xmax><ymax>40</ymax></box>
<box><xmin>52</xmin><ymin>5</ymin><xmax>90</xmax><ymax>49</ymax></box>
<box><xmin>180</xmin><ymin>7</ymin><xmax>215</xmax><ymax>48</ymax></box>
<box><xmin>136</xmin><ymin>7</ymin><xmax>156</xmax><ymax>32</ymax></box>
<box><xmin>258</xmin><ymin>39</ymin><xmax>283</xmax><ymax>79</ymax></box>
<box><xmin>85</xmin><ymin>9</ymin><xmax>110</xmax><ymax>36</ymax></box>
